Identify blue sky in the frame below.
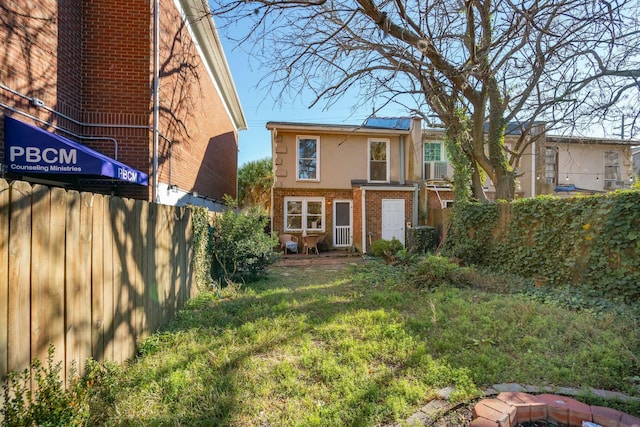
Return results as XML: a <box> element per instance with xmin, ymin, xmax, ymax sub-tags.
<box><xmin>218</xmin><ymin>30</ymin><xmax>410</xmax><ymax>167</ymax></box>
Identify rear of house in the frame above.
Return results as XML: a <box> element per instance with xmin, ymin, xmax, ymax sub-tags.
<box><xmin>267</xmin><ymin>118</ymin><xmax>422</xmax><ymax>253</ymax></box>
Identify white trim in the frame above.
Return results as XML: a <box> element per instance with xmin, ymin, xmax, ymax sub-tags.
<box><xmin>368</xmin><ymin>138</ymin><xmax>390</xmax><ymax>183</ymax></box>
<box><xmin>296</xmin><ymin>135</ymin><xmax>320</xmax><ymax>182</ymax></box>
<box><xmin>173</xmin><ymin>0</ymin><xmax>247</xmax><ymax>131</ymax></box>
<box><xmin>359</xmin><ymin>186</ymin><xmax>415</xmax><ymax>191</ymax></box>
<box><xmin>283</xmin><ymin>196</ymin><xmax>325</xmax><ymax>233</ymax></box>
<box><xmin>332</xmin><ymin>199</ymin><xmax>353</xmax><ymax>247</ymax></box>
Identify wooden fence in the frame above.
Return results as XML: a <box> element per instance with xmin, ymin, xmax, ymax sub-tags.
<box><xmin>0</xmin><ymin>179</ymin><xmax>195</xmax><ymax>389</ymax></box>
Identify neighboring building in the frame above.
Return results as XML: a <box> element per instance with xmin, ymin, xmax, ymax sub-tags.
<box><xmin>633</xmin><ymin>146</ymin><xmax>640</xmax><ymax>178</ymax></box>
<box><xmin>0</xmin><ymin>0</ymin><xmax>246</xmax><ymax>210</ymax></box>
<box><xmin>268</xmin><ymin>118</ymin><xmax>636</xmax><ymax>252</ymax></box>
<box><xmin>267</xmin><ymin>118</ymin><xmax>423</xmax><ymax>253</ymax></box>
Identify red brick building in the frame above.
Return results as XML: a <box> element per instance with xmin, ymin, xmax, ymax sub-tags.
<box><xmin>0</xmin><ymin>0</ymin><xmax>246</xmax><ymax>208</ymax></box>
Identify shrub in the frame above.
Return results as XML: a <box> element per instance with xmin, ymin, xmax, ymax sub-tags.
<box><xmin>211</xmin><ymin>196</ymin><xmax>278</xmax><ymax>282</ymax></box>
<box><xmin>2</xmin><ymin>345</ymin><xmax>90</xmax><ymax>426</ymax></box>
<box><xmin>406</xmin><ymin>254</ymin><xmax>470</xmax><ymax>290</ymax></box>
<box><xmin>407</xmin><ymin>226</ymin><xmax>436</xmax><ymax>253</ymax></box>
<box><xmin>370</xmin><ymin>238</ymin><xmax>403</xmax><ymax>262</ymax></box>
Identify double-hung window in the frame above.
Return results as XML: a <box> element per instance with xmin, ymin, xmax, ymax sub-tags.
<box><xmin>297</xmin><ymin>136</ymin><xmax>319</xmax><ymax>181</ymax></box>
<box><xmin>368</xmin><ymin>139</ymin><xmax>389</xmax><ymax>182</ymax></box>
<box><xmin>284</xmin><ymin>197</ymin><xmax>324</xmax><ymax>233</ymax></box>
<box><xmin>423</xmin><ymin>141</ymin><xmax>448</xmax><ymax>180</ymax></box>
<box><xmin>544</xmin><ymin>147</ymin><xmax>557</xmax><ymax>184</ymax></box>
<box><xmin>604</xmin><ymin>151</ymin><xmax>622</xmax><ymax>189</ymax></box>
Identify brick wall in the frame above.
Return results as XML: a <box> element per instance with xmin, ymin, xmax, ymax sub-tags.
<box><xmin>273</xmin><ymin>187</ymin><xmax>354</xmax><ymax>248</ymax></box>
<box><xmin>364</xmin><ymin>190</ymin><xmax>414</xmax><ymax>250</ymax></box>
<box><xmin>1</xmin><ymin>0</ymin><xmax>239</xmax><ymax>202</ymax></box>
<box><xmin>273</xmin><ymin>186</ymin><xmax>415</xmax><ymax>252</ymax></box>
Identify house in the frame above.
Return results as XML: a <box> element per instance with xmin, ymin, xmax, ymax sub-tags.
<box><xmin>418</xmin><ymin>126</ymin><xmax>637</xmax><ymax>211</ymax></box>
<box><xmin>0</xmin><ymin>0</ymin><xmax>246</xmax><ymax>210</ymax></box>
<box><xmin>267</xmin><ymin>118</ymin><xmax>423</xmax><ymax>253</ymax></box>
<box><xmin>268</xmin><ymin>117</ymin><xmax>636</xmax><ymax>253</ymax></box>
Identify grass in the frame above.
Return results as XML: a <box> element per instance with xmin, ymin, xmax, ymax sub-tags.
<box><xmin>87</xmin><ymin>259</ymin><xmax>640</xmax><ymax>426</ymax></box>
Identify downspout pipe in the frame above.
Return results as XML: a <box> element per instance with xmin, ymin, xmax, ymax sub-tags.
<box><xmin>152</xmin><ymin>0</ymin><xmax>160</xmax><ymax>202</ymax></box>
<box><xmin>412</xmin><ymin>183</ymin><xmax>419</xmax><ymax>226</ymax></box>
<box><xmin>361</xmin><ymin>187</ymin><xmax>367</xmax><ymax>253</ymax></box>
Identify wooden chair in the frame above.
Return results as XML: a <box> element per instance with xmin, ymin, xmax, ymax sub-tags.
<box><xmin>279</xmin><ymin>233</ymin><xmax>299</xmax><ymax>254</ymax></box>
<box><xmin>302</xmin><ymin>234</ymin><xmax>320</xmax><ymax>255</ymax></box>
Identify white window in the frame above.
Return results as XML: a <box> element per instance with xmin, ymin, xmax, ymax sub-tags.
<box><xmin>423</xmin><ymin>141</ymin><xmax>448</xmax><ymax>180</ymax></box>
<box><xmin>604</xmin><ymin>151</ymin><xmax>622</xmax><ymax>189</ymax></box>
<box><xmin>368</xmin><ymin>139</ymin><xmax>389</xmax><ymax>182</ymax></box>
<box><xmin>544</xmin><ymin>147</ymin><xmax>557</xmax><ymax>184</ymax></box>
<box><xmin>297</xmin><ymin>136</ymin><xmax>319</xmax><ymax>181</ymax></box>
<box><xmin>284</xmin><ymin>197</ymin><xmax>325</xmax><ymax>233</ymax></box>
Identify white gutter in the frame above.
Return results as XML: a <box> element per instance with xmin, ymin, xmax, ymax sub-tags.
<box><xmin>152</xmin><ymin>0</ymin><xmax>160</xmax><ymax>202</ymax></box>
<box><xmin>265</xmin><ymin>123</ymin><xmax>411</xmax><ymax>136</ymax></box>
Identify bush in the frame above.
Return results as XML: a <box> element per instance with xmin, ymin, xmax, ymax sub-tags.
<box><xmin>407</xmin><ymin>226</ymin><xmax>436</xmax><ymax>253</ymax></box>
<box><xmin>406</xmin><ymin>254</ymin><xmax>469</xmax><ymax>290</ymax></box>
<box><xmin>211</xmin><ymin>196</ymin><xmax>278</xmax><ymax>282</ymax></box>
<box><xmin>370</xmin><ymin>238</ymin><xmax>403</xmax><ymax>262</ymax></box>
<box><xmin>190</xmin><ymin>206</ymin><xmax>214</xmax><ymax>290</ymax></box>
<box><xmin>2</xmin><ymin>345</ymin><xmax>89</xmax><ymax>426</ymax></box>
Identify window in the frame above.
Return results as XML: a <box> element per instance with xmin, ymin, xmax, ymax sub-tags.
<box><xmin>297</xmin><ymin>136</ymin><xmax>319</xmax><ymax>181</ymax></box>
<box><xmin>284</xmin><ymin>197</ymin><xmax>324</xmax><ymax>233</ymax></box>
<box><xmin>368</xmin><ymin>139</ymin><xmax>389</xmax><ymax>182</ymax></box>
<box><xmin>604</xmin><ymin>151</ymin><xmax>621</xmax><ymax>189</ymax></box>
<box><xmin>544</xmin><ymin>147</ymin><xmax>557</xmax><ymax>184</ymax></box>
<box><xmin>423</xmin><ymin>141</ymin><xmax>448</xmax><ymax>180</ymax></box>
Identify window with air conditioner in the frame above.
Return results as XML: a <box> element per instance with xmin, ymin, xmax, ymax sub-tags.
<box><xmin>604</xmin><ymin>151</ymin><xmax>622</xmax><ymax>189</ymax></box>
<box><xmin>423</xmin><ymin>141</ymin><xmax>449</xmax><ymax>180</ymax></box>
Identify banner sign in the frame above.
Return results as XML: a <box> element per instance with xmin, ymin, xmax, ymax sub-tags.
<box><xmin>4</xmin><ymin>116</ymin><xmax>148</xmax><ymax>186</ymax></box>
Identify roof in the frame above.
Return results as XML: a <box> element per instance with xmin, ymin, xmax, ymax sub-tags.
<box><xmin>178</xmin><ymin>0</ymin><xmax>247</xmax><ymax>131</ymax></box>
<box><xmin>546</xmin><ymin>135</ymin><xmax>639</xmax><ymax>146</ymax></box>
<box><xmin>266</xmin><ymin>118</ymin><xmax>414</xmax><ymax>135</ymax></box>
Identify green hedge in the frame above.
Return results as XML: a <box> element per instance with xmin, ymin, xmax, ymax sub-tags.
<box><xmin>442</xmin><ymin>191</ymin><xmax>640</xmax><ymax>301</ymax></box>
<box><xmin>190</xmin><ymin>206</ymin><xmax>213</xmax><ymax>290</ymax></box>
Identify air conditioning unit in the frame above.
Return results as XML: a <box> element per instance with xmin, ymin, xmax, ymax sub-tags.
<box><xmin>424</xmin><ymin>161</ymin><xmax>449</xmax><ymax>180</ymax></box>
<box><xmin>604</xmin><ymin>180</ymin><xmax>623</xmax><ymax>190</ymax></box>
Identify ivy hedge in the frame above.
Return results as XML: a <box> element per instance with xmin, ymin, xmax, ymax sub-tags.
<box><xmin>190</xmin><ymin>206</ymin><xmax>214</xmax><ymax>290</ymax></box>
<box><xmin>442</xmin><ymin>191</ymin><xmax>640</xmax><ymax>301</ymax></box>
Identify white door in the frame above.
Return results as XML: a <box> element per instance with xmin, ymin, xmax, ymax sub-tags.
<box><xmin>381</xmin><ymin>199</ymin><xmax>405</xmax><ymax>245</ymax></box>
<box><xmin>333</xmin><ymin>200</ymin><xmax>352</xmax><ymax>247</ymax></box>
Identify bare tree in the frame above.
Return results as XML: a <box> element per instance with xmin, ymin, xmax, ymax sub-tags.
<box><xmin>211</xmin><ymin>0</ymin><xmax>640</xmax><ymax>200</ymax></box>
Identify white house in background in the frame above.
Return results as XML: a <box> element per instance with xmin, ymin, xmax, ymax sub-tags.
<box><xmin>633</xmin><ymin>146</ymin><xmax>640</xmax><ymax>177</ymax></box>
<box><xmin>418</xmin><ymin>127</ymin><xmax>637</xmax><ymax>210</ymax></box>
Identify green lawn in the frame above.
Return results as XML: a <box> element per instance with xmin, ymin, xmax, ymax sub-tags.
<box><xmin>92</xmin><ymin>260</ymin><xmax>640</xmax><ymax>426</ymax></box>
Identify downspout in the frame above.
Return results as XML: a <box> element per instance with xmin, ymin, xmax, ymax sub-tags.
<box><xmin>361</xmin><ymin>187</ymin><xmax>367</xmax><ymax>253</ymax></box>
<box><xmin>399</xmin><ymin>135</ymin><xmax>405</xmax><ymax>185</ymax></box>
<box><xmin>152</xmin><ymin>0</ymin><xmax>160</xmax><ymax>202</ymax></box>
<box><xmin>412</xmin><ymin>183</ymin><xmax>419</xmax><ymax>226</ymax></box>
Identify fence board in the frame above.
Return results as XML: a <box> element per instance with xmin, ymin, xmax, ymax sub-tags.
<box><xmin>132</xmin><ymin>200</ymin><xmax>145</xmax><ymax>341</ymax></box>
<box><xmin>31</xmin><ymin>185</ymin><xmax>52</xmax><ymax>368</ymax></box>
<box><xmin>91</xmin><ymin>194</ymin><xmax>105</xmax><ymax>360</ymax></box>
<box><xmin>76</xmin><ymin>192</ymin><xmax>94</xmax><ymax>375</ymax></box>
<box><xmin>111</xmin><ymin>196</ymin><xmax>127</xmax><ymax>364</ymax></box>
<box><xmin>138</xmin><ymin>201</ymin><xmax>149</xmax><ymax>339</ymax></box>
<box><xmin>0</xmin><ymin>179</ymin><xmax>195</xmax><ymax>386</ymax></box>
<box><xmin>8</xmin><ymin>181</ymin><xmax>32</xmax><ymax>374</ymax></box>
<box><xmin>123</xmin><ymin>198</ymin><xmax>138</xmax><ymax>355</ymax></box>
<box><xmin>102</xmin><ymin>195</ymin><xmax>115</xmax><ymax>362</ymax></box>
<box><xmin>65</xmin><ymin>190</ymin><xmax>81</xmax><ymax>380</ymax></box>
<box><xmin>0</xmin><ymin>180</ymin><xmax>9</xmax><ymax>396</ymax></box>
<box><xmin>50</xmin><ymin>188</ymin><xmax>67</xmax><ymax>378</ymax></box>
